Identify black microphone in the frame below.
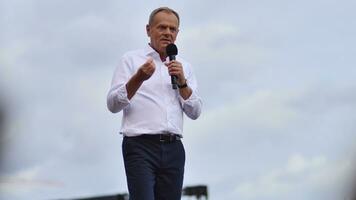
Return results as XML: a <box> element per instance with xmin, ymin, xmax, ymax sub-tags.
<box><xmin>166</xmin><ymin>43</ymin><xmax>178</xmax><ymax>89</ymax></box>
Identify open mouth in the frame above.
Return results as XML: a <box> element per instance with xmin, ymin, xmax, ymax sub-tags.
<box><xmin>160</xmin><ymin>39</ymin><xmax>171</xmax><ymax>43</ymax></box>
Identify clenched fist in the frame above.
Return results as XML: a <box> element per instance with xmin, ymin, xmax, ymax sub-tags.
<box><xmin>136</xmin><ymin>58</ymin><xmax>156</xmax><ymax>81</ymax></box>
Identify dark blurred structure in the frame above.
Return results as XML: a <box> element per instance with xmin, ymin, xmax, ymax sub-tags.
<box><xmin>0</xmin><ymin>96</ymin><xmax>5</xmax><ymax>164</ymax></box>
<box><xmin>183</xmin><ymin>185</ymin><xmax>208</xmax><ymax>200</ymax></box>
<box><xmin>349</xmin><ymin>170</ymin><xmax>356</xmax><ymax>200</ymax></box>
<box><xmin>0</xmin><ymin>103</ymin><xmax>4</xmax><ymax>135</ymax></box>
<box><xmin>58</xmin><ymin>185</ymin><xmax>208</xmax><ymax>200</ymax></box>
<box><xmin>0</xmin><ymin>96</ymin><xmax>4</xmax><ymax>135</ymax></box>
<box><xmin>58</xmin><ymin>193</ymin><xmax>129</xmax><ymax>200</ymax></box>
<box><xmin>77</xmin><ymin>193</ymin><xmax>129</xmax><ymax>200</ymax></box>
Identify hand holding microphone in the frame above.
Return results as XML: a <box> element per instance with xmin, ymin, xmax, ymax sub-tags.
<box><xmin>166</xmin><ymin>44</ymin><xmax>186</xmax><ymax>89</ymax></box>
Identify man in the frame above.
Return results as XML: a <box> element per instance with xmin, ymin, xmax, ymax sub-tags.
<box><xmin>107</xmin><ymin>7</ymin><xmax>202</xmax><ymax>200</ymax></box>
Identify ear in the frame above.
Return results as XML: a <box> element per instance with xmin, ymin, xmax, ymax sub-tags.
<box><xmin>146</xmin><ymin>24</ymin><xmax>150</xmax><ymax>37</ymax></box>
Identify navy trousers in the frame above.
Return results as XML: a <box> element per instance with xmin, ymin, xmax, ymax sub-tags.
<box><xmin>122</xmin><ymin>135</ymin><xmax>185</xmax><ymax>200</ymax></box>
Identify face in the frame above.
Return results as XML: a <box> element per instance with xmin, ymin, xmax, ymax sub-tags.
<box><xmin>146</xmin><ymin>11</ymin><xmax>179</xmax><ymax>57</ymax></box>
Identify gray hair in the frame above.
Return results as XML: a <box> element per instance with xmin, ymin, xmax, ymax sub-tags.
<box><xmin>148</xmin><ymin>7</ymin><xmax>180</xmax><ymax>26</ymax></box>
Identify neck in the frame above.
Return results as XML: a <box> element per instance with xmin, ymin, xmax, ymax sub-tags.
<box><xmin>160</xmin><ymin>54</ymin><xmax>167</xmax><ymax>62</ymax></box>
<box><xmin>149</xmin><ymin>43</ymin><xmax>167</xmax><ymax>61</ymax></box>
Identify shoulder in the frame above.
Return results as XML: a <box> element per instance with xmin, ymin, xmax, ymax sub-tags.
<box><xmin>122</xmin><ymin>48</ymin><xmax>146</xmax><ymax>60</ymax></box>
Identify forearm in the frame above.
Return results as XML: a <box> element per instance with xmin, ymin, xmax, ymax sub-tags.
<box><xmin>126</xmin><ymin>73</ymin><xmax>144</xmax><ymax>100</ymax></box>
<box><xmin>107</xmin><ymin>72</ymin><xmax>144</xmax><ymax>113</ymax></box>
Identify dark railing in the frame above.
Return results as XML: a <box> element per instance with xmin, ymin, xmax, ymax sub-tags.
<box><xmin>58</xmin><ymin>185</ymin><xmax>208</xmax><ymax>200</ymax></box>
<box><xmin>183</xmin><ymin>185</ymin><xmax>208</xmax><ymax>200</ymax></box>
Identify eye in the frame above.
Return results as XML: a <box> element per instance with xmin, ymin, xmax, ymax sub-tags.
<box><xmin>170</xmin><ymin>27</ymin><xmax>177</xmax><ymax>33</ymax></box>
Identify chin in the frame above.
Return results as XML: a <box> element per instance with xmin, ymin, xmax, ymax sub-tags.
<box><xmin>161</xmin><ymin>43</ymin><xmax>169</xmax><ymax>47</ymax></box>
<box><xmin>159</xmin><ymin>44</ymin><xmax>168</xmax><ymax>50</ymax></box>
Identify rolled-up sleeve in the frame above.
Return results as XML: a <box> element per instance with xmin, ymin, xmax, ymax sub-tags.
<box><xmin>107</xmin><ymin>56</ymin><xmax>132</xmax><ymax>113</ymax></box>
<box><xmin>179</xmin><ymin>64</ymin><xmax>202</xmax><ymax>120</ymax></box>
<box><xmin>179</xmin><ymin>90</ymin><xmax>202</xmax><ymax>120</ymax></box>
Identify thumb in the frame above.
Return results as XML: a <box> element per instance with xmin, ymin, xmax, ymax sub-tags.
<box><xmin>146</xmin><ymin>57</ymin><xmax>153</xmax><ymax>64</ymax></box>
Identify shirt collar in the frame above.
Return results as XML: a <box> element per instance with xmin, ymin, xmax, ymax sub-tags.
<box><xmin>144</xmin><ymin>44</ymin><xmax>169</xmax><ymax>62</ymax></box>
<box><xmin>144</xmin><ymin>43</ymin><xmax>158</xmax><ymax>56</ymax></box>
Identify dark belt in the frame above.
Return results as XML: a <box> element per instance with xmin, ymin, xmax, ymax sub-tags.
<box><xmin>139</xmin><ymin>134</ymin><xmax>181</xmax><ymax>143</ymax></box>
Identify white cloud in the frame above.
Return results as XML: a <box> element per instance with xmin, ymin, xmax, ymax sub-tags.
<box><xmin>0</xmin><ymin>165</ymin><xmax>64</xmax><ymax>199</ymax></box>
<box><xmin>286</xmin><ymin>154</ymin><xmax>309</xmax><ymax>173</ymax></box>
<box><xmin>234</xmin><ymin>154</ymin><xmax>352</xmax><ymax>200</ymax></box>
<box><xmin>179</xmin><ymin>22</ymin><xmax>272</xmax><ymax>68</ymax></box>
<box><xmin>185</xmin><ymin>89</ymin><xmax>300</xmax><ymax>139</ymax></box>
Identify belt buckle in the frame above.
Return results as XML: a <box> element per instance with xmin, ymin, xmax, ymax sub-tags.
<box><xmin>159</xmin><ymin>133</ymin><xmax>175</xmax><ymax>143</ymax></box>
<box><xmin>159</xmin><ymin>134</ymin><xmax>165</xmax><ymax>142</ymax></box>
<box><xmin>168</xmin><ymin>134</ymin><xmax>175</xmax><ymax>142</ymax></box>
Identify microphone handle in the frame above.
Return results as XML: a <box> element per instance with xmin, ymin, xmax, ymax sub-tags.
<box><xmin>169</xmin><ymin>55</ymin><xmax>178</xmax><ymax>89</ymax></box>
<box><xmin>171</xmin><ymin>75</ymin><xmax>178</xmax><ymax>89</ymax></box>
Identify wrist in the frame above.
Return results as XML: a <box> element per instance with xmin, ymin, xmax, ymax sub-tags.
<box><xmin>178</xmin><ymin>79</ymin><xmax>188</xmax><ymax>89</ymax></box>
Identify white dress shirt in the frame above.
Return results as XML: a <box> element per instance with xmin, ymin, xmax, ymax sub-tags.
<box><xmin>107</xmin><ymin>45</ymin><xmax>202</xmax><ymax>137</ymax></box>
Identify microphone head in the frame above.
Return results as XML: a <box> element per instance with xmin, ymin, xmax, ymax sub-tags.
<box><xmin>166</xmin><ymin>43</ymin><xmax>178</xmax><ymax>56</ymax></box>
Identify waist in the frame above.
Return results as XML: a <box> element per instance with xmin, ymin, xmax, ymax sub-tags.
<box><xmin>126</xmin><ymin>133</ymin><xmax>182</xmax><ymax>143</ymax></box>
<box><xmin>120</xmin><ymin>127</ymin><xmax>183</xmax><ymax>137</ymax></box>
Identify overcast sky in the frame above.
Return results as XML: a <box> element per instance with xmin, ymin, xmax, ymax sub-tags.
<box><xmin>1</xmin><ymin>0</ymin><xmax>356</xmax><ymax>200</ymax></box>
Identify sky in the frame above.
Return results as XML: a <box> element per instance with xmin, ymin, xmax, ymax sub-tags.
<box><xmin>1</xmin><ymin>0</ymin><xmax>356</xmax><ymax>199</ymax></box>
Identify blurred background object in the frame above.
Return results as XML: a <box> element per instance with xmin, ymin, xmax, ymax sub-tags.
<box><xmin>183</xmin><ymin>185</ymin><xmax>208</xmax><ymax>200</ymax></box>
<box><xmin>0</xmin><ymin>89</ymin><xmax>7</xmax><ymax>165</ymax></box>
<box><xmin>55</xmin><ymin>185</ymin><xmax>208</xmax><ymax>200</ymax></box>
<box><xmin>0</xmin><ymin>97</ymin><xmax>4</xmax><ymax>136</ymax></box>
